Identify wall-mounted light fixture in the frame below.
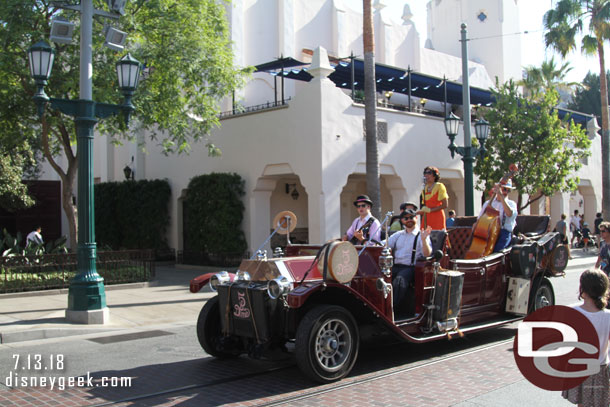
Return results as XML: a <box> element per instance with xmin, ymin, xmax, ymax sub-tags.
<box><xmin>285</xmin><ymin>183</ymin><xmax>299</xmax><ymax>200</ymax></box>
<box><xmin>123</xmin><ymin>156</ymin><xmax>134</xmax><ymax>180</ymax></box>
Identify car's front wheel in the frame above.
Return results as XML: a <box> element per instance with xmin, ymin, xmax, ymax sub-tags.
<box><xmin>295</xmin><ymin>305</ymin><xmax>359</xmax><ymax>383</ymax></box>
<box><xmin>196</xmin><ymin>296</ymin><xmax>240</xmax><ymax>358</ymax></box>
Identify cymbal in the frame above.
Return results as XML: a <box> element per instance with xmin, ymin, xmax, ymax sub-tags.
<box><xmin>273</xmin><ymin>210</ymin><xmax>297</xmax><ymax>235</ymax></box>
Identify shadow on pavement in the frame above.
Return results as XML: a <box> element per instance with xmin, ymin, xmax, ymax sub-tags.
<box><xmin>60</xmin><ymin>327</ymin><xmax>519</xmax><ymax>406</ymax></box>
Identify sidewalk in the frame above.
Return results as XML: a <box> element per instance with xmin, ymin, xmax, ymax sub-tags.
<box><xmin>0</xmin><ymin>265</ymin><xmax>219</xmax><ymax>344</ymax></box>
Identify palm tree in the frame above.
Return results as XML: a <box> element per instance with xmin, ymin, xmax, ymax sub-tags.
<box><xmin>544</xmin><ymin>0</ymin><xmax>610</xmax><ymax>220</ymax></box>
<box><xmin>520</xmin><ymin>57</ymin><xmax>579</xmax><ymax>98</ymax></box>
<box><xmin>363</xmin><ymin>0</ymin><xmax>380</xmax><ymax>218</ymax></box>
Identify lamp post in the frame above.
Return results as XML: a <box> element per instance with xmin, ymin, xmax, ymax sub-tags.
<box><xmin>27</xmin><ymin>0</ymin><xmax>141</xmax><ymax>324</ymax></box>
<box><xmin>444</xmin><ymin>23</ymin><xmax>490</xmax><ymax>216</ymax></box>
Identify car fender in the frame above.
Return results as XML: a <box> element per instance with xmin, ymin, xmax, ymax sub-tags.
<box><xmin>189</xmin><ymin>272</ymin><xmax>236</xmax><ymax>293</ymax></box>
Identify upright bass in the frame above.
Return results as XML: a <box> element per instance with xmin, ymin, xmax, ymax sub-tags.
<box><xmin>464</xmin><ymin>164</ymin><xmax>518</xmax><ymax>259</ymax></box>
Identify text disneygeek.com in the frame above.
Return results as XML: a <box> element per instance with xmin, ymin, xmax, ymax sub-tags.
<box><xmin>6</xmin><ymin>372</ymin><xmax>132</xmax><ymax>391</ymax></box>
<box><xmin>6</xmin><ymin>353</ymin><xmax>132</xmax><ymax>390</ymax></box>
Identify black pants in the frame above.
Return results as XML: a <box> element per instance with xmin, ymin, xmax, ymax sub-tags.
<box><xmin>392</xmin><ymin>264</ymin><xmax>415</xmax><ymax>309</ymax></box>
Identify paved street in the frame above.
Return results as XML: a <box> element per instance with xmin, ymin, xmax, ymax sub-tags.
<box><xmin>0</xmin><ymin>250</ymin><xmax>598</xmax><ymax>406</ymax></box>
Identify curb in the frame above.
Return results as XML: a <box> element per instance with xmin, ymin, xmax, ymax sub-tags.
<box><xmin>0</xmin><ymin>280</ymin><xmax>159</xmax><ymax>299</ymax></box>
<box><xmin>0</xmin><ymin>327</ymin><xmax>124</xmax><ymax>344</ymax></box>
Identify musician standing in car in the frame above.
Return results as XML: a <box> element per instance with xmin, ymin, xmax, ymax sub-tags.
<box><xmin>342</xmin><ymin>195</ymin><xmax>381</xmax><ymax>245</ymax></box>
<box><xmin>478</xmin><ymin>179</ymin><xmax>518</xmax><ymax>252</ymax></box>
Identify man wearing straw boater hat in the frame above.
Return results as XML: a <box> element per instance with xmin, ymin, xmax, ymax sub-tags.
<box><xmin>478</xmin><ymin>179</ymin><xmax>518</xmax><ymax>252</ymax></box>
<box><xmin>342</xmin><ymin>195</ymin><xmax>381</xmax><ymax>245</ymax></box>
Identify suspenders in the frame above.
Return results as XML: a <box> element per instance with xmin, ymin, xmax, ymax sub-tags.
<box><xmin>391</xmin><ymin>231</ymin><xmax>420</xmax><ymax>266</ymax></box>
<box><xmin>410</xmin><ymin>232</ymin><xmax>420</xmax><ymax>265</ymax></box>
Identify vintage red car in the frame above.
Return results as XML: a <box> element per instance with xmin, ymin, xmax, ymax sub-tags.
<box><xmin>190</xmin><ymin>213</ymin><xmax>567</xmax><ymax>383</ymax></box>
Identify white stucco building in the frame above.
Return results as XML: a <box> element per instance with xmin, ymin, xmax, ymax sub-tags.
<box><xmin>39</xmin><ymin>0</ymin><xmax>601</xmax><ymax>255</ymax></box>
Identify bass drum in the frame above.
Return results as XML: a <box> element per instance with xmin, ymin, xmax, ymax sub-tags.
<box><xmin>316</xmin><ymin>241</ymin><xmax>359</xmax><ymax>283</ymax></box>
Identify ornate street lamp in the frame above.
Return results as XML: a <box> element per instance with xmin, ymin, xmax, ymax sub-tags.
<box><xmin>444</xmin><ymin>112</ymin><xmax>460</xmax><ymax>155</ymax></box>
<box><xmin>116</xmin><ymin>53</ymin><xmax>140</xmax><ymax>121</ymax></box>
<box><xmin>27</xmin><ymin>0</ymin><xmax>140</xmax><ymax>324</ymax></box>
<box><xmin>474</xmin><ymin>118</ymin><xmax>490</xmax><ymax>153</ymax></box>
<box><xmin>27</xmin><ymin>41</ymin><xmax>55</xmax><ymax>117</ymax></box>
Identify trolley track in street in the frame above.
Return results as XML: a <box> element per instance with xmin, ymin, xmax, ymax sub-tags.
<box><xmin>89</xmin><ymin>333</ymin><xmax>516</xmax><ymax>406</ymax></box>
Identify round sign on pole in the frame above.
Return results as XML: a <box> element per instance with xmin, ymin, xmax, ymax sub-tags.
<box><xmin>273</xmin><ymin>211</ymin><xmax>297</xmax><ymax>235</ymax></box>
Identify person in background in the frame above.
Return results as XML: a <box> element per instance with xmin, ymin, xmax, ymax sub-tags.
<box><xmin>596</xmin><ymin>222</ymin><xmax>610</xmax><ymax>276</ymax></box>
<box><xmin>571</xmin><ymin>209</ymin><xmax>582</xmax><ymax>248</ymax></box>
<box><xmin>562</xmin><ymin>269</ymin><xmax>610</xmax><ymax>406</ymax></box>
<box><xmin>418</xmin><ymin>166</ymin><xmax>448</xmax><ymax>230</ymax></box>
<box><xmin>390</xmin><ymin>201</ymin><xmax>418</xmax><ymax>233</ymax></box>
<box><xmin>446</xmin><ymin>210</ymin><xmax>456</xmax><ymax>228</ymax></box>
<box><xmin>342</xmin><ymin>195</ymin><xmax>381</xmax><ymax>245</ymax></box>
<box><xmin>26</xmin><ymin>226</ymin><xmax>43</xmax><ymax>247</ymax></box>
<box><xmin>595</xmin><ymin>212</ymin><xmax>604</xmax><ymax>251</ymax></box>
<box><xmin>582</xmin><ymin>222</ymin><xmax>592</xmax><ymax>252</ymax></box>
<box><xmin>555</xmin><ymin>214</ymin><xmax>573</xmax><ymax>260</ymax></box>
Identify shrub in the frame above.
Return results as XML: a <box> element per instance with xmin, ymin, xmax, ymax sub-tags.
<box><xmin>95</xmin><ymin>179</ymin><xmax>171</xmax><ymax>250</ymax></box>
<box><xmin>185</xmin><ymin>173</ymin><xmax>247</xmax><ymax>256</ymax></box>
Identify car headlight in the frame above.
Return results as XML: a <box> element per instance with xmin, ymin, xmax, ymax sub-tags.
<box><xmin>209</xmin><ymin>271</ymin><xmax>230</xmax><ymax>292</ymax></box>
<box><xmin>267</xmin><ymin>276</ymin><xmax>291</xmax><ymax>299</ymax></box>
<box><xmin>235</xmin><ymin>270</ymin><xmax>251</xmax><ymax>281</ymax></box>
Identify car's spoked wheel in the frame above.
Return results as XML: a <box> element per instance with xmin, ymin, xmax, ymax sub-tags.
<box><xmin>529</xmin><ymin>278</ymin><xmax>555</xmax><ymax>313</ymax></box>
<box><xmin>296</xmin><ymin>305</ymin><xmax>359</xmax><ymax>383</ymax></box>
<box><xmin>315</xmin><ymin>318</ymin><xmax>351</xmax><ymax>371</ymax></box>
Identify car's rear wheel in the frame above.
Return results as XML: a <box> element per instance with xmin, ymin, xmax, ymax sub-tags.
<box><xmin>197</xmin><ymin>296</ymin><xmax>240</xmax><ymax>358</ymax></box>
<box><xmin>295</xmin><ymin>305</ymin><xmax>359</xmax><ymax>383</ymax></box>
<box><xmin>529</xmin><ymin>277</ymin><xmax>555</xmax><ymax>312</ymax></box>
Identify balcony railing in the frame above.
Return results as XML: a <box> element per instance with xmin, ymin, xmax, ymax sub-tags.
<box><xmin>218</xmin><ymin>98</ymin><xmax>291</xmax><ymax>119</ymax></box>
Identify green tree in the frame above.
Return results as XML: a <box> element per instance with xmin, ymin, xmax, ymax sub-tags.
<box><xmin>363</xmin><ymin>0</ymin><xmax>380</xmax><ymax>218</ymax></box>
<box><xmin>544</xmin><ymin>0</ymin><xmax>610</xmax><ymax>219</ymax></box>
<box><xmin>475</xmin><ymin>81</ymin><xmax>591</xmax><ymax>212</ymax></box>
<box><xmin>519</xmin><ymin>57</ymin><xmax>579</xmax><ymax>99</ymax></box>
<box><xmin>0</xmin><ymin>143</ymin><xmax>36</xmax><ymax>212</ymax></box>
<box><xmin>568</xmin><ymin>71</ymin><xmax>610</xmax><ymax>119</ymax></box>
<box><xmin>0</xmin><ymin>0</ymin><xmax>249</xmax><ymax>249</ymax></box>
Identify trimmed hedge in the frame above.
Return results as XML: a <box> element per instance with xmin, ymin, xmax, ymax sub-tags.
<box><xmin>95</xmin><ymin>179</ymin><xmax>171</xmax><ymax>250</ymax></box>
<box><xmin>185</xmin><ymin>173</ymin><xmax>247</xmax><ymax>256</ymax></box>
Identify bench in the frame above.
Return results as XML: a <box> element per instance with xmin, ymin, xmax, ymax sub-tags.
<box><xmin>447</xmin><ymin>215</ymin><xmax>551</xmax><ymax>259</ymax></box>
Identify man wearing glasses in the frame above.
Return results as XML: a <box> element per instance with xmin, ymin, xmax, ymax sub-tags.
<box><xmin>342</xmin><ymin>195</ymin><xmax>381</xmax><ymax>245</ymax></box>
<box><xmin>595</xmin><ymin>222</ymin><xmax>610</xmax><ymax>275</ymax></box>
<box><xmin>385</xmin><ymin>209</ymin><xmax>432</xmax><ymax>312</ymax></box>
<box><xmin>478</xmin><ymin>180</ymin><xmax>518</xmax><ymax>252</ymax></box>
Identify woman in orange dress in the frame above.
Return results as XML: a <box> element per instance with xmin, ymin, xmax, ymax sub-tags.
<box><xmin>418</xmin><ymin>166</ymin><xmax>448</xmax><ymax>230</ymax></box>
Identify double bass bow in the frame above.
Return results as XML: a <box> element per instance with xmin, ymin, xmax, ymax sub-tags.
<box><xmin>464</xmin><ymin>164</ymin><xmax>518</xmax><ymax>259</ymax></box>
